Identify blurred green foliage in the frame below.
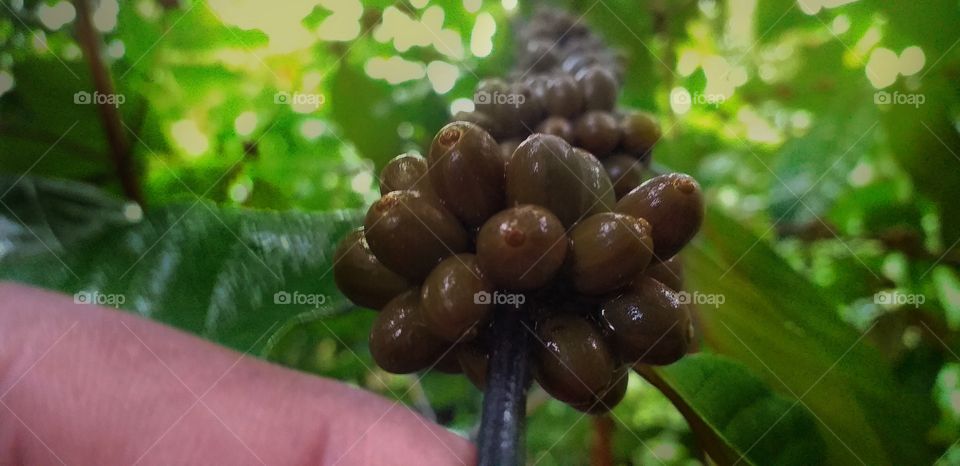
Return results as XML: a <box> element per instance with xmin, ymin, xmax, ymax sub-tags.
<box><xmin>1</xmin><ymin>0</ymin><xmax>959</xmax><ymax>464</ymax></box>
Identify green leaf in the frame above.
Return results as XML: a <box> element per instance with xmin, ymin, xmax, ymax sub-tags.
<box><xmin>769</xmin><ymin>96</ymin><xmax>878</xmax><ymax>224</ymax></box>
<box><xmin>684</xmin><ymin>205</ymin><xmax>938</xmax><ymax>464</ymax></box>
<box><xmin>748</xmin><ymin>41</ymin><xmax>865</xmax><ymax>114</ymax></box>
<box><xmin>827</xmin><ymin>181</ymin><xmax>922</xmax><ymax>237</ymax></box>
<box><xmin>639</xmin><ymin>354</ymin><xmax>826</xmax><ymax>466</ymax></box>
<box><xmin>116</xmin><ymin>3</ymin><xmax>268</xmax><ymax>64</ymax></box>
<box><xmin>0</xmin><ymin>179</ymin><xmax>363</xmax><ymax>353</ymax></box>
<box><xmin>0</xmin><ymin>175</ymin><xmax>131</xmax><ymax>257</ymax></box>
<box><xmin>329</xmin><ymin>63</ymin><xmax>448</xmax><ymax>169</ymax></box>
<box><xmin>0</xmin><ymin>58</ymin><xmax>110</xmax><ymax>180</ymax></box>
<box><xmin>754</xmin><ymin>0</ymin><xmax>871</xmax><ymax>44</ymax></box>
<box><xmin>879</xmin><ymin>77</ymin><xmax>960</xmax><ymax>250</ymax></box>
<box><xmin>932</xmin><ymin>266</ymin><xmax>960</xmax><ymax>330</ymax></box>
<box><xmin>745</xmin><ymin>39</ymin><xmax>879</xmax><ymax>225</ymax></box>
<box><xmin>754</xmin><ymin>0</ymin><xmax>809</xmax><ymax>43</ymax></box>
<box><xmin>263</xmin><ymin>309</ymin><xmax>376</xmax><ymax>380</ymax></box>
<box><xmin>583</xmin><ymin>0</ymin><xmax>664</xmax><ymax>110</ymax></box>
<box><xmin>879</xmin><ymin>0</ymin><xmax>960</xmax><ymax>56</ymax></box>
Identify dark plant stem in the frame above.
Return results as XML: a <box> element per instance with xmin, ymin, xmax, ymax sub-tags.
<box><xmin>477</xmin><ymin>309</ymin><xmax>531</xmax><ymax>466</ymax></box>
<box><xmin>73</xmin><ymin>0</ymin><xmax>143</xmax><ymax>205</ymax></box>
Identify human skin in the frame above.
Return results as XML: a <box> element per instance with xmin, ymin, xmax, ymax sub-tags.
<box><xmin>0</xmin><ymin>283</ymin><xmax>476</xmax><ymax>466</ymax></box>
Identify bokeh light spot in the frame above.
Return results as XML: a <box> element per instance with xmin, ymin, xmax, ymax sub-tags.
<box><xmin>351</xmin><ymin>171</ymin><xmax>374</xmax><ymax>193</ymax></box>
<box><xmin>866</xmin><ymin>47</ymin><xmax>899</xmax><ymax>88</ymax></box>
<box><xmin>93</xmin><ymin>0</ymin><xmax>119</xmax><ymax>32</ymax></box>
<box><xmin>37</xmin><ymin>1</ymin><xmax>76</xmax><ymax>30</ymax></box>
<box><xmin>426</xmin><ymin>61</ymin><xmax>459</xmax><ymax>93</ymax></box>
<box><xmin>365</xmin><ymin>56</ymin><xmax>426</xmax><ymax>84</ymax></box>
<box><xmin>234</xmin><ymin>111</ymin><xmax>258</xmax><ymax>136</ymax></box>
<box><xmin>0</xmin><ymin>71</ymin><xmax>15</xmax><ymax>97</ymax></box>
<box><xmin>107</xmin><ymin>39</ymin><xmax>125</xmax><ymax>59</ymax></box>
<box><xmin>450</xmin><ymin>98</ymin><xmax>474</xmax><ymax>114</ymax></box>
<box><xmin>677</xmin><ymin>50</ymin><xmax>699</xmax><ymax>76</ymax></box>
<box><xmin>300</xmin><ymin>119</ymin><xmax>327</xmax><ymax>140</ymax></box>
<box><xmin>471</xmin><ymin>13</ymin><xmax>496</xmax><ymax>57</ymax></box>
<box><xmin>898</xmin><ymin>46</ymin><xmax>925</xmax><ymax>76</ymax></box>
<box><xmin>669</xmin><ymin>87</ymin><xmax>692</xmax><ymax>115</ymax></box>
<box><xmin>317</xmin><ymin>0</ymin><xmax>362</xmax><ymax>41</ymax></box>
<box><xmin>397</xmin><ymin>122</ymin><xmax>414</xmax><ymax>139</ymax></box>
<box><xmin>831</xmin><ymin>15</ymin><xmax>850</xmax><ymax>34</ymax></box>
<box><xmin>207</xmin><ymin>0</ymin><xmax>316</xmax><ymax>54</ymax></box>
<box><xmin>171</xmin><ymin>119</ymin><xmax>210</xmax><ymax>157</ymax></box>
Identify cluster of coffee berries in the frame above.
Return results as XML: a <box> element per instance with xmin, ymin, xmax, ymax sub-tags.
<box><xmin>332</xmin><ymin>9</ymin><xmax>702</xmax><ymax>414</ymax></box>
<box><xmin>453</xmin><ymin>9</ymin><xmax>661</xmax><ymax>202</ymax></box>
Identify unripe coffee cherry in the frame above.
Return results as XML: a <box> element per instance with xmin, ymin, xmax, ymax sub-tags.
<box><xmin>536</xmin><ymin>116</ymin><xmax>574</xmax><ymax>142</ymax></box>
<box><xmin>499</xmin><ymin>139</ymin><xmax>522</xmax><ymax>163</ymax></box>
<box><xmin>506</xmin><ymin>134</ymin><xmax>615</xmax><ymax>227</ymax></box>
<box><xmin>421</xmin><ymin>254</ymin><xmax>495</xmax><ymax>341</ymax></box>
<box><xmin>519</xmin><ymin>40</ymin><xmax>559</xmax><ymax>71</ymax></box>
<box><xmin>620</xmin><ymin>111</ymin><xmax>661</xmax><ymax>156</ymax></box>
<box><xmin>379</xmin><ymin>153</ymin><xmax>433</xmax><ymax>197</ymax></box>
<box><xmin>568</xmin><ymin>213</ymin><xmax>654</xmax><ymax>295</ymax></box>
<box><xmin>473</xmin><ymin>78</ymin><xmax>510</xmax><ymax>120</ymax></box>
<box><xmin>575</xmin><ymin>66</ymin><xmax>618</xmax><ymax>111</ymax></box>
<box><xmin>452</xmin><ymin>110</ymin><xmax>502</xmax><ymax>139</ymax></box>
<box><xmin>600</xmin><ymin>276</ymin><xmax>693</xmax><ymax>365</ymax></box>
<box><xmin>457</xmin><ymin>341</ymin><xmax>490</xmax><ymax>390</ymax></box>
<box><xmin>561</xmin><ymin>54</ymin><xmax>601</xmax><ymax>76</ymax></box>
<box><xmin>370</xmin><ymin>290</ymin><xmax>449</xmax><ymax>374</ymax></box>
<box><xmin>570</xmin><ymin>366</ymin><xmax>628</xmax><ymax>414</ymax></box>
<box><xmin>645</xmin><ymin>255</ymin><xmax>684</xmax><ymax>291</ymax></box>
<box><xmin>474</xmin><ymin>79</ymin><xmax>540</xmax><ymax>138</ymax></box>
<box><xmin>476</xmin><ymin>205</ymin><xmax>567</xmax><ymax>290</ymax></box>
<box><xmin>333</xmin><ymin>229</ymin><xmax>411</xmax><ymax>310</ymax></box>
<box><xmin>534</xmin><ymin>314</ymin><xmax>619</xmax><ymax>405</ymax></box>
<box><xmin>509</xmin><ymin>80</ymin><xmax>545</xmax><ymax>130</ymax></box>
<box><xmin>574</xmin><ymin>111</ymin><xmax>620</xmax><ymax>156</ymax></box>
<box><xmin>615</xmin><ymin>173</ymin><xmax>704</xmax><ymax>261</ymax></box>
<box><xmin>365</xmin><ymin>190</ymin><xmax>469</xmax><ymax>282</ymax></box>
<box><xmin>603</xmin><ymin>154</ymin><xmax>644</xmax><ymax>199</ymax></box>
<box><xmin>530</xmin><ymin>74</ymin><xmax>583</xmax><ymax>118</ymax></box>
<box><xmin>429</xmin><ymin>121</ymin><xmax>506</xmax><ymax>227</ymax></box>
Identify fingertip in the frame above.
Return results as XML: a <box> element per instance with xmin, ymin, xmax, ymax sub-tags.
<box><xmin>0</xmin><ymin>284</ymin><xmax>477</xmax><ymax>465</ymax></box>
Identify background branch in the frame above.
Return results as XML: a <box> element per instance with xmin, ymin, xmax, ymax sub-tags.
<box><xmin>590</xmin><ymin>415</ymin><xmax>615</xmax><ymax>466</ymax></box>
<box><xmin>72</xmin><ymin>0</ymin><xmax>143</xmax><ymax>205</ymax></box>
